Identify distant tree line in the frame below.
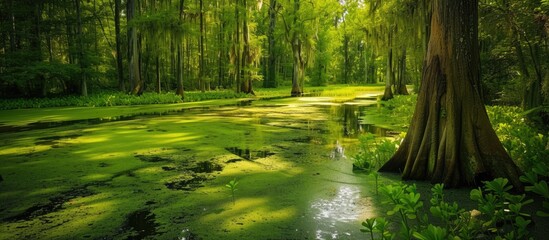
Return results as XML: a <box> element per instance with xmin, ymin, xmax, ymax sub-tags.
<box><xmin>0</xmin><ymin>0</ymin><xmax>547</xmax><ymax>111</ymax></box>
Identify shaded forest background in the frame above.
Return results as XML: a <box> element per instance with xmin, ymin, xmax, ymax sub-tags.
<box><xmin>0</xmin><ymin>0</ymin><xmax>548</xmax><ymax>110</ymax></box>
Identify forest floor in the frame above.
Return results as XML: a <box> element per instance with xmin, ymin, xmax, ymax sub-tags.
<box><xmin>0</xmin><ymin>86</ymin><xmax>547</xmax><ymax>239</ymax></box>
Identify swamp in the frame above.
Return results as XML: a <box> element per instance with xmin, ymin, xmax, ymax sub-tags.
<box><xmin>1</xmin><ymin>89</ymin><xmax>404</xmax><ymax>239</ymax></box>
<box><xmin>1</xmin><ymin>0</ymin><xmax>549</xmax><ymax>239</ymax></box>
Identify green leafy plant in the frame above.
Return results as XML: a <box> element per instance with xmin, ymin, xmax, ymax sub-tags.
<box><xmin>352</xmin><ymin>133</ymin><xmax>399</xmax><ymax>194</ymax></box>
<box><xmin>520</xmin><ymin>163</ymin><xmax>549</xmax><ymax>218</ymax></box>
<box><xmin>226</xmin><ymin>178</ymin><xmax>239</xmax><ymax>205</ymax></box>
<box><xmin>360</xmin><ymin>217</ymin><xmax>392</xmax><ymax>240</ymax></box>
<box><xmin>362</xmin><ymin>179</ymin><xmax>535</xmax><ymax>239</ymax></box>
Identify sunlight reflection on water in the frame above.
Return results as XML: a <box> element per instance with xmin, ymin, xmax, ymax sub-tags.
<box><xmin>310</xmin><ymin>185</ymin><xmax>364</xmax><ymax>239</ymax></box>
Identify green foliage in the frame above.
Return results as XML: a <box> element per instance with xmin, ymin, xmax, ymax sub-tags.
<box><xmin>520</xmin><ymin>163</ymin><xmax>549</xmax><ymax>217</ymax></box>
<box><xmin>0</xmin><ymin>90</ymin><xmax>251</xmax><ymax>110</ymax></box>
<box><xmin>487</xmin><ymin>105</ymin><xmax>549</xmax><ymax>171</ymax></box>
<box><xmin>352</xmin><ymin>132</ymin><xmax>400</xmax><ymax>194</ymax></box>
<box><xmin>353</xmin><ymin>133</ymin><xmax>399</xmax><ymax>171</ymax></box>
<box><xmin>363</xmin><ymin>178</ymin><xmax>537</xmax><ymax>239</ymax></box>
<box><xmin>360</xmin><ymin>217</ymin><xmax>392</xmax><ymax>240</ymax></box>
<box><xmin>225</xmin><ymin>178</ymin><xmax>239</xmax><ymax>205</ymax></box>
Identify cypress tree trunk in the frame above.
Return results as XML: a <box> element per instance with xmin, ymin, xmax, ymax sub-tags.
<box><xmin>395</xmin><ymin>47</ymin><xmax>409</xmax><ymax>95</ymax></box>
<box><xmin>265</xmin><ymin>0</ymin><xmax>277</xmax><ymax>88</ymax></box>
<box><xmin>381</xmin><ymin>47</ymin><xmax>393</xmax><ymax>100</ymax></box>
<box><xmin>290</xmin><ymin>0</ymin><xmax>302</xmax><ymax>97</ymax></box>
<box><xmin>379</xmin><ymin>0</ymin><xmax>523</xmax><ymax>190</ymax></box>
<box><xmin>128</xmin><ymin>0</ymin><xmax>142</xmax><ymax>95</ymax></box>
<box><xmin>75</xmin><ymin>0</ymin><xmax>87</xmax><ymax>96</ymax></box>
<box><xmin>115</xmin><ymin>0</ymin><xmax>125</xmax><ymax>92</ymax></box>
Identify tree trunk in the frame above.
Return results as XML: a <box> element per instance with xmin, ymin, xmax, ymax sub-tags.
<box><xmin>265</xmin><ymin>0</ymin><xmax>277</xmax><ymax>88</ymax></box>
<box><xmin>379</xmin><ymin>0</ymin><xmax>523</xmax><ymax>190</ymax></box>
<box><xmin>395</xmin><ymin>47</ymin><xmax>409</xmax><ymax>95</ymax></box>
<box><xmin>382</xmin><ymin>47</ymin><xmax>393</xmax><ymax>100</ymax></box>
<box><xmin>239</xmin><ymin>0</ymin><xmax>254</xmax><ymax>94</ymax></box>
<box><xmin>234</xmin><ymin>0</ymin><xmax>241</xmax><ymax>93</ymax></box>
<box><xmin>115</xmin><ymin>0</ymin><xmax>125</xmax><ymax>92</ymax></box>
<box><xmin>156</xmin><ymin>55</ymin><xmax>161</xmax><ymax>93</ymax></box>
<box><xmin>176</xmin><ymin>44</ymin><xmax>184</xmax><ymax>97</ymax></box>
<box><xmin>199</xmin><ymin>0</ymin><xmax>205</xmax><ymax>92</ymax></box>
<box><xmin>75</xmin><ymin>0</ymin><xmax>87</xmax><ymax>96</ymax></box>
<box><xmin>343</xmin><ymin>34</ymin><xmax>350</xmax><ymax>84</ymax></box>
<box><xmin>291</xmin><ymin>39</ymin><xmax>303</xmax><ymax>96</ymax></box>
<box><xmin>290</xmin><ymin>0</ymin><xmax>302</xmax><ymax>97</ymax></box>
<box><xmin>128</xmin><ymin>0</ymin><xmax>142</xmax><ymax>95</ymax></box>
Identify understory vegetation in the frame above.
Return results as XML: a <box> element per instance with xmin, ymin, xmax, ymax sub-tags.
<box><xmin>355</xmin><ymin>95</ymin><xmax>549</xmax><ymax>239</ymax></box>
<box><xmin>0</xmin><ymin>90</ymin><xmax>251</xmax><ymax>110</ymax></box>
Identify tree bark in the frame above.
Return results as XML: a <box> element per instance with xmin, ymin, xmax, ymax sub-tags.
<box><xmin>265</xmin><ymin>0</ymin><xmax>277</xmax><ymax>88</ymax></box>
<box><xmin>75</xmin><ymin>0</ymin><xmax>87</xmax><ymax>96</ymax></box>
<box><xmin>379</xmin><ymin>0</ymin><xmax>523</xmax><ymax>190</ymax></box>
<box><xmin>199</xmin><ymin>0</ymin><xmax>205</xmax><ymax>92</ymax></box>
<box><xmin>395</xmin><ymin>47</ymin><xmax>409</xmax><ymax>95</ymax></box>
<box><xmin>382</xmin><ymin>47</ymin><xmax>393</xmax><ymax>100</ymax></box>
<box><xmin>128</xmin><ymin>0</ymin><xmax>142</xmax><ymax>95</ymax></box>
<box><xmin>290</xmin><ymin>0</ymin><xmax>303</xmax><ymax>97</ymax></box>
<box><xmin>114</xmin><ymin>0</ymin><xmax>125</xmax><ymax>92</ymax></box>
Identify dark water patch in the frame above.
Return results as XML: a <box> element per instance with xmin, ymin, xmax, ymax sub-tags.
<box><xmin>237</xmin><ymin>99</ymin><xmax>254</xmax><ymax>107</ymax></box>
<box><xmin>165</xmin><ymin>175</ymin><xmax>209</xmax><ymax>191</ymax></box>
<box><xmin>35</xmin><ymin>134</ymin><xmax>82</xmax><ymax>146</ymax></box>
<box><xmin>147</xmin><ymin>129</ymin><xmax>168</xmax><ymax>132</ymax></box>
<box><xmin>162</xmin><ymin>166</ymin><xmax>176</xmax><ymax>171</ymax></box>
<box><xmin>0</xmin><ymin>106</ymin><xmax>226</xmax><ymax>134</ymax></box>
<box><xmin>289</xmin><ymin>136</ymin><xmax>312</xmax><ymax>143</ymax></box>
<box><xmin>189</xmin><ymin>161</ymin><xmax>222</xmax><ymax>173</ymax></box>
<box><xmin>3</xmin><ymin>187</ymin><xmax>94</xmax><ymax>222</ymax></box>
<box><xmin>120</xmin><ymin>209</ymin><xmax>159</xmax><ymax>240</ymax></box>
<box><xmin>225</xmin><ymin>158</ymin><xmax>242</xmax><ymax>163</ymax></box>
<box><xmin>134</xmin><ymin>154</ymin><xmax>172</xmax><ymax>162</ymax></box>
<box><xmin>98</xmin><ymin>162</ymin><xmax>110</xmax><ymax>167</ymax></box>
<box><xmin>361</xmin><ymin>124</ymin><xmax>398</xmax><ymax>137</ymax></box>
<box><xmin>225</xmin><ymin>147</ymin><xmax>275</xmax><ymax>161</ymax></box>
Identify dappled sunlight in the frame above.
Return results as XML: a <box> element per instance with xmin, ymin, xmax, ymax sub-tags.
<box><xmin>200</xmin><ymin>197</ymin><xmax>297</xmax><ymax>231</ymax></box>
<box><xmin>0</xmin><ymin>145</ymin><xmax>49</xmax><ymax>157</ymax></box>
<box><xmin>27</xmin><ymin>186</ymin><xmax>64</xmax><ymax>197</ymax></box>
<box><xmin>0</xmin><ymin>91</ymin><xmax>398</xmax><ymax>239</ymax></box>
<box><xmin>299</xmin><ymin>97</ymin><xmax>334</xmax><ymax>102</ymax></box>
<box><xmin>80</xmin><ymin>173</ymin><xmax>112</xmax><ymax>181</ymax></box>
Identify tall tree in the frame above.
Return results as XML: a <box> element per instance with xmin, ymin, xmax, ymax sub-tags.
<box><xmin>379</xmin><ymin>0</ymin><xmax>523</xmax><ymax>190</ymax></box>
<box><xmin>75</xmin><ymin>0</ymin><xmax>87</xmax><ymax>96</ymax></box>
<box><xmin>114</xmin><ymin>0</ymin><xmax>125</xmax><ymax>92</ymax></box>
<box><xmin>264</xmin><ymin>0</ymin><xmax>278</xmax><ymax>88</ymax></box>
<box><xmin>127</xmin><ymin>0</ymin><xmax>142</xmax><ymax>95</ymax></box>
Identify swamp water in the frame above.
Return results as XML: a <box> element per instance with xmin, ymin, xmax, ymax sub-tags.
<box><xmin>0</xmin><ymin>96</ymin><xmax>405</xmax><ymax>239</ymax></box>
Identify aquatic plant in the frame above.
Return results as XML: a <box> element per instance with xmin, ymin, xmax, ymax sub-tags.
<box><xmin>226</xmin><ymin>178</ymin><xmax>239</xmax><ymax>205</ymax></box>
<box><xmin>362</xmin><ymin>178</ymin><xmax>537</xmax><ymax>239</ymax></box>
<box><xmin>352</xmin><ymin>133</ymin><xmax>399</xmax><ymax>194</ymax></box>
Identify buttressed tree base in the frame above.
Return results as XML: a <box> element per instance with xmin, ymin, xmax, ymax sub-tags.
<box><xmin>379</xmin><ymin>0</ymin><xmax>523</xmax><ymax>190</ymax></box>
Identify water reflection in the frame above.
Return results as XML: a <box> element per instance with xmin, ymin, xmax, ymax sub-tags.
<box><xmin>310</xmin><ymin>185</ymin><xmax>364</xmax><ymax>239</ymax></box>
